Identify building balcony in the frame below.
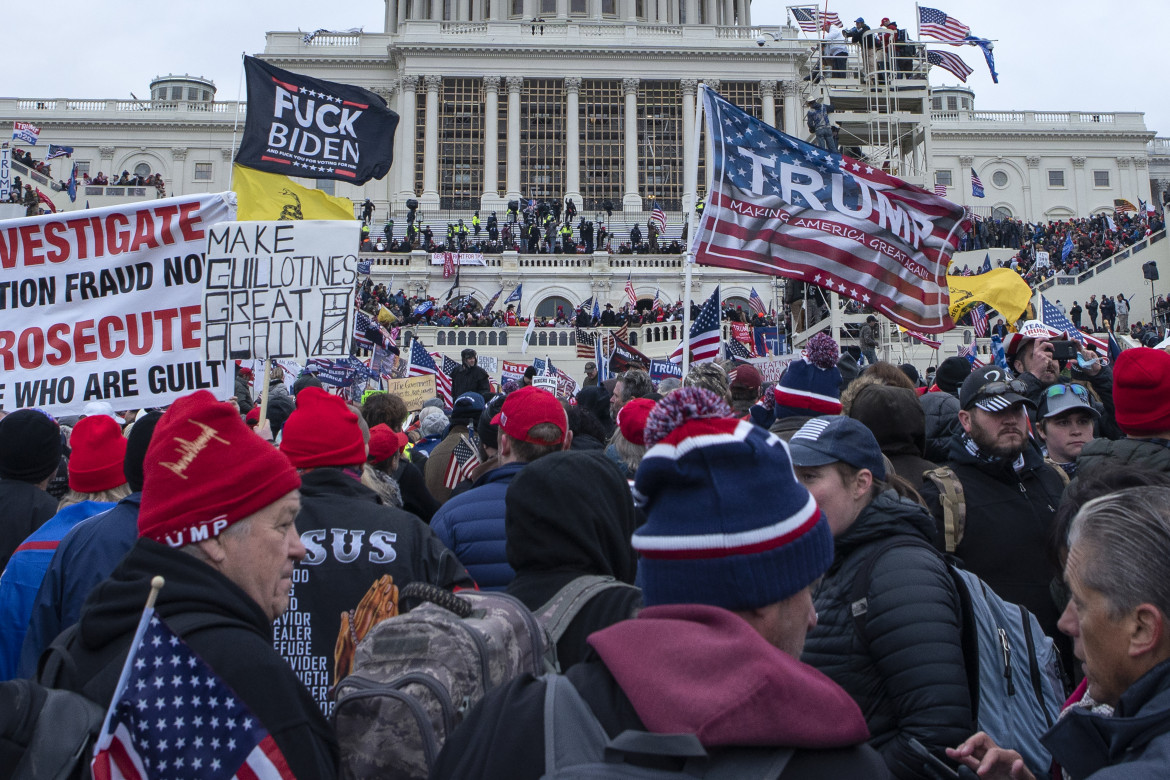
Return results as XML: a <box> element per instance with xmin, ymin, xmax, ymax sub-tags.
<box><xmin>931</xmin><ymin>109</ymin><xmax>1149</xmax><ymax>132</ymax></box>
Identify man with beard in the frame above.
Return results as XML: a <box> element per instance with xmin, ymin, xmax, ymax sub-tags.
<box><xmin>920</xmin><ymin>366</ymin><xmax>1069</xmax><ymax>642</ymax></box>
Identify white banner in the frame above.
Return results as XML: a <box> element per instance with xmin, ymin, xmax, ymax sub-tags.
<box><xmin>0</xmin><ymin>143</ymin><xmax>9</xmax><ymax>202</ymax></box>
<box><xmin>0</xmin><ymin>193</ymin><xmax>235</xmax><ymax>415</ymax></box>
<box><xmin>203</xmin><ymin>221</ymin><xmax>360</xmax><ymax>361</ymax></box>
<box><xmin>429</xmin><ymin>252</ymin><xmax>485</xmax><ymax>266</ymax></box>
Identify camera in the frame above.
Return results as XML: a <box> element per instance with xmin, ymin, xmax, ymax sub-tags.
<box><xmin>756</xmin><ymin>36</ymin><xmax>767</xmax><ymax>47</ymax></box>
<box><xmin>1049</xmin><ymin>340</ymin><xmax>1078</xmax><ymax>361</ymax></box>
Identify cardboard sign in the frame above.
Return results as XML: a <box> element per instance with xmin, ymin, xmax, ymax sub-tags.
<box><xmin>203</xmin><ymin>221</ymin><xmax>359</xmax><ymax>361</ymax></box>
<box><xmin>476</xmin><ymin>355</ymin><xmax>498</xmax><ymax>376</ymax></box>
<box><xmin>0</xmin><ymin>194</ymin><xmax>234</xmax><ymax>414</ymax></box>
<box><xmin>754</xmin><ymin>357</ymin><xmax>799</xmax><ymax>384</ymax></box>
<box><xmin>385</xmin><ymin>374</ymin><xmax>436</xmax><ymax>411</ymax></box>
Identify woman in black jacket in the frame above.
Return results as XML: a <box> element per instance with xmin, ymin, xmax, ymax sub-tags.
<box><xmin>790</xmin><ymin>415</ymin><xmax>972</xmax><ymax>780</ymax></box>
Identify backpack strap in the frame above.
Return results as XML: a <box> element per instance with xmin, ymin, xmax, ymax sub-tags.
<box><xmin>535</xmin><ymin>575</ymin><xmax>640</xmax><ymax>644</ymax></box>
<box><xmin>542</xmin><ymin>673</ymin><xmax>615</xmax><ymax>774</ymax></box>
<box><xmin>926</xmin><ymin>466</ymin><xmax>966</xmax><ymax>553</ymax></box>
<box><xmin>847</xmin><ymin>536</ymin><xmax>942</xmax><ymax>646</ymax></box>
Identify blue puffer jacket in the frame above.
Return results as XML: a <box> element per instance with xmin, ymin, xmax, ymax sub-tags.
<box><xmin>431</xmin><ymin>462</ymin><xmax>526</xmax><ymax>591</ymax></box>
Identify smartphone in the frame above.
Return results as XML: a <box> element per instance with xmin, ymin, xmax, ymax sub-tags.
<box><xmin>906</xmin><ymin>738</ymin><xmax>965</xmax><ymax>780</ymax></box>
<box><xmin>1049</xmin><ymin>340</ymin><xmax>1078</xmax><ymax>361</ymax></box>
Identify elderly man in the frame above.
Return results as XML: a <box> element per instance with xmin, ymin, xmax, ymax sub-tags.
<box><xmin>37</xmin><ymin>390</ymin><xmax>338</xmax><ymax>778</ymax></box>
<box><xmin>948</xmin><ymin>486</ymin><xmax>1170</xmax><ymax>779</ymax></box>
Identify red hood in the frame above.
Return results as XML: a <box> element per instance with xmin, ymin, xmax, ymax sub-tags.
<box><xmin>588</xmin><ymin>604</ymin><xmax>870</xmax><ymax>749</ymax></box>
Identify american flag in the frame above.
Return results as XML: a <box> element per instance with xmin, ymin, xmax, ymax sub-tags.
<box><xmin>691</xmin><ymin>88</ymin><xmax>965</xmax><ymax>333</ymax></box>
<box><xmin>918</xmin><ymin>7</ymin><xmax>971</xmax><ymax>42</ymax></box>
<box><xmin>444</xmin><ymin>435</ymin><xmax>481</xmax><ymax>489</ymax></box>
<box><xmin>905</xmin><ymin>329</ymin><xmax>943</xmax><ymax>349</ymax></box>
<box><xmin>725</xmin><ymin>338</ymin><xmax>754</xmax><ymax>361</ymax></box>
<box><xmin>575</xmin><ymin>327</ymin><xmax>597</xmax><ymax>358</ymax></box>
<box><xmin>670</xmin><ymin>286</ymin><xmax>722</xmax><ymax>364</ymax></box>
<box><xmin>958</xmin><ymin>342</ymin><xmax>985</xmax><ymax>368</ymax></box>
<box><xmin>748</xmin><ymin>287</ymin><xmax>767</xmax><ymax>317</ymax></box>
<box><xmin>934</xmin><ymin>182</ymin><xmax>948</xmax><ymax>197</ymax></box>
<box><xmin>928</xmin><ymin>50</ymin><xmax>973</xmax><ymax>82</ymax></box>
<box><xmin>624</xmin><ymin>274</ymin><xmax>637</xmax><ymax>308</ymax></box>
<box><xmin>354</xmin><ymin>310</ymin><xmax>396</xmax><ymax>352</ymax></box>
<box><xmin>971</xmin><ymin>303</ymin><xmax>989</xmax><ymax>337</ymax></box>
<box><xmin>1040</xmin><ymin>294</ymin><xmax>1108</xmax><ymax>353</ymax></box>
<box><xmin>970</xmin><ymin>167</ymin><xmax>985</xmax><ymax>198</ymax></box>
<box><xmin>730</xmin><ymin>321</ymin><xmax>758</xmax><ymax>356</ymax></box>
<box><xmin>650</xmin><ymin>202</ymin><xmax>667</xmax><ymax>232</ymax></box>
<box><xmin>407</xmin><ymin>340</ymin><xmax>452</xmax><ymax>406</ymax></box>
<box><xmin>791</xmin><ymin>6</ymin><xmax>842</xmax><ymax>32</ymax></box>
<box><xmin>435</xmin><ymin>354</ymin><xmax>458</xmax><ymax>408</ymax></box>
<box><xmin>91</xmin><ymin>613</ymin><xmax>294</xmax><ymax>780</ymax></box>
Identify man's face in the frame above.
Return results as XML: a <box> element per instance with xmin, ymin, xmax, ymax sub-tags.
<box><xmin>216</xmin><ymin>491</ymin><xmax>305</xmax><ymax>622</ymax></box>
<box><xmin>585</xmin><ymin>366</ymin><xmax>597</xmax><ymax>378</ymax></box>
<box><xmin>1040</xmin><ymin>410</ymin><xmax>1095</xmax><ymax>463</ymax></box>
<box><xmin>959</xmin><ymin>404</ymin><xmax>1030</xmax><ymax>459</ymax></box>
<box><xmin>1058</xmin><ymin>542</ymin><xmax>1138</xmax><ymax>707</ymax></box>
<box><xmin>610</xmin><ymin>381</ymin><xmax>625</xmax><ymax>415</ymax></box>
<box><xmin>756</xmin><ymin>586</ymin><xmax>819</xmax><ymax>660</ymax></box>
<box><xmin>464</xmin><ymin>355</ymin><xmax>477</xmax><ymax>368</ymax></box>
<box><xmin>1017</xmin><ymin>340</ymin><xmax>1061</xmax><ymax>384</ymax></box>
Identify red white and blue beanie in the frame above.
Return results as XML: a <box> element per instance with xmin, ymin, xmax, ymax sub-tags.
<box><xmin>774</xmin><ymin>332</ymin><xmax>843</xmax><ymax>417</ymax></box>
<box><xmin>632</xmin><ymin>387</ymin><xmax>833</xmax><ymax>611</ymax></box>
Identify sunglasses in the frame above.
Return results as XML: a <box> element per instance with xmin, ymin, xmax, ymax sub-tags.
<box><xmin>976</xmin><ymin>380</ymin><xmax>1028</xmax><ymax>397</ymax></box>
<box><xmin>1046</xmin><ymin>383</ymin><xmax>1089</xmax><ymax>400</ymax></box>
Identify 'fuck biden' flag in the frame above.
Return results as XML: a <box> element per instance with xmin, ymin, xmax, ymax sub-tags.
<box><xmin>236</xmin><ymin>56</ymin><xmax>398</xmax><ymax>185</ymax></box>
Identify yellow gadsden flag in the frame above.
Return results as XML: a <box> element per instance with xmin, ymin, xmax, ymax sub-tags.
<box><xmin>946</xmin><ymin>268</ymin><xmax>1033</xmax><ymax>325</ymax></box>
<box><xmin>231</xmin><ymin>164</ymin><xmax>355</xmax><ymax>221</ymax></box>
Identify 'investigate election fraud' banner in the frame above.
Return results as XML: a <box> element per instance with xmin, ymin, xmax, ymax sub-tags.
<box><xmin>202</xmin><ymin>221</ymin><xmax>360</xmax><ymax>362</ymax></box>
<box><xmin>0</xmin><ymin>193</ymin><xmax>235</xmax><ymax>415</ymax></box>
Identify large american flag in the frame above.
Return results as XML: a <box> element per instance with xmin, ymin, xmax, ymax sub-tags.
<box><xmin>575</xmin><ymin>327</ymin><xmax>597</xmax><ymax>358</ymax></box>
<box><xmin>670</xmin><ymin>286</ymin><xmax>722</xmax><ymax>364</ymax></box>
<box><xmin>444</xmin><ymin>435</ymin><xmax>481</xmax><ymax>489</ymax></box>
<box><xmin>791</xmin><ymin>6</ymin><xmax>842</xmax><ymax>31</ymax></box>
<box><xmin>91</xmin><ymin>614</ymin><xmax>294</xmax><ymax>780</ymax></box>
<box><xmin>435</xmin><ymin>354</ymin><xmax>457</xmax><ymax>408</ymax></box>
<box><xmin>928</xmin><ymin>50</ymin><xmax>973</xmax><ymax>82</ymax></box>
<box><xmin>692</xmin><ymin>88</ymin><xmax>966</xmax><ymax>333</ymax></box>
<box><xmin>407</xmin><ymin>340</ymin><xmax>452</xmax><ymax>407</ymax></box>
<box><xmin>650</xmin><ymin>202</ymin><xmax>667</xmax><ymax>232</ymax></box>
<box><xmin>918</xmin><ymin>7</ymin><xmax>971</xmax><ymax>42</ymax></box>
<box><xmin>748</xmin><ymin>287</ymin><xmax>767</xmax><ymax>317</ymax></box>
<box><xmin>1040</xmin><ymin>294</ymin><xmax>1108</xmax><ymax>353</ymax></box>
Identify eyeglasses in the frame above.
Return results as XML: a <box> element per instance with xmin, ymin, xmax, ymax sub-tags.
<box><xmin>1046</xmin><ymin>383</ymin><xmax>1089</xmax><ymax>400</ymax></box>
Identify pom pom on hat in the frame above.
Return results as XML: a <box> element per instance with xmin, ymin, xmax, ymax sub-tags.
<box><xmin>68</xmin><ymin>415</ymin><xmax>128</xmax><ymax>492</ymax></box>
<box><xmin>279</xmin><ymin>387</ymin><xmax>367</xmax><ymax>468</ymax></box>
<box><xmin>617</xmin><ymin>398</ymin><xmax>656</xmax><ymax>446</ymax></box>
<box><xmin>643</xmin><ymin>387</ymin><xmax>732</xmax><ymax>448</ymax></box>
<box><xmin>805</xmin><ymin>332</ymin><xmax>840</xmax><ymax>369</ymax></box>
<box><xmin>1113</xmin><ymin>347</ymin><xmax>1170</xmax><ymax>435</ymax></box>
<box><xmin>774</xmin><ymin>333</ymin><xmax>843</xmax><ymax>417</ymax></box>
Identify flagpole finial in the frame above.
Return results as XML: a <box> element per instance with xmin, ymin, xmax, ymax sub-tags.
<box><xmin>146</xmin><ymin>576</ymin><xmax>165</xmax><ymax>609</ymax></box>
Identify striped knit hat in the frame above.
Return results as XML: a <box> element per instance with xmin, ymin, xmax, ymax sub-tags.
<box><xmin>774</xmin><ymin>332</ymin><xmax>843</xmax><ymax>417</ymax></box>
<box><xmin>632</xmin><ymin>387</ymin><xmax>833</xmax><ymax>611</ymax></box>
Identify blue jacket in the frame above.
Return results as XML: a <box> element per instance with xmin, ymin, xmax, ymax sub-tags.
<box><xmin>18</xmin><ymin>493</ymin><xmax>140</xmax><ymax>677</ymax></box>
<box><xmin>431</xmin><ymin>462</ymin><xmax>526</xmax><ymax>591</ymax></box>
<box><xmin>0</xmin><ymin>500</ymin><xmax>113</xmax><ymax>680</ymax></box>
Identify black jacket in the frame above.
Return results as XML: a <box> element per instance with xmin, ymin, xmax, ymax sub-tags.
<box><xmin>803</xmin><ymin>492</ymin><xmax>972</xmax><ymax>779</ymax></box>
<box><xmin>450</xmin><ymin>363</ymin><xmax>491</xmax><ymax>400</ymax></box>
<box><xmin>920</xmin><ymin>435</ymin><xmax>1067</xmax><ymax>641</ymax></box>
<box><xmin>920</xmin><ymin>390</ymin><xmax>963</xmax><ymax>463</ymax></box>
<box><xmin>0</xmin><ymin>480</ymin><xmax>57</xmax><ymax>572</ymax></box>
<box><xmin>286</xmin><ymin>468</ymin><xmax>473</xmax><ymax>714</ymax></box>
<box><xmin>395</xmin><ymin>459</ymin><xmax>440</xmax><ymax>522</ymax></box>
<box><xmin>1076</xmin><ymin>436</ymin><xmax>1170</xmax><ymax>476</ymax></box>
<box><xmin>44</xmin><ymin>538</ymin><xmax>338</xmax><ymax>779</ymax></box>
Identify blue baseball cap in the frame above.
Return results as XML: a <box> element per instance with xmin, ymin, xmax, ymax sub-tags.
<box><xmin>787</xmin><ymin>415</ymin><xmax>887</xmax><ymax>481</ymax></box>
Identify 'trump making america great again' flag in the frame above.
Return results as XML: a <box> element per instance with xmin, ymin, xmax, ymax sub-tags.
<box><xmin>691</xmin><ymin>89</ymin><xmax>968</xmax><ymax>333</ymax></box>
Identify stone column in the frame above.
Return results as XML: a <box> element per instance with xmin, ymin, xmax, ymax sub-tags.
<box><xmin>1117</xmin><ymin>156</ymin><xmax>1134</xmax><ymax>203</ymax></box>
<box><xmin>1135</xmin><ymin>157</ymin><xmax>1152</xmax><ymax>204</ymax></box>
<box><xmin>1071</xmin><ymin>156</ymin><xmax>1087</xmax><ymax>216</ymax></box>
<box><xmin>681</xmin><ymin>79</ymin><xmax>698</xmax><ymax>212</ymax></box>
<box><xmin>1024</xmin><ymin>155</ymin><xmax>1040</xmax><ymax>222</ymax></box>
<box><xmin>622</xmin><ymin>78</ymin><xmax>641</xmax><ymax>209</ymax></box>
<box><xmin>556</xmin><ymin>0</ymin><xmax>568</xmax><ymax>18</ymax></box>
<box><xmin>482</xmin><ymin>77</ymin><xmax>501</xmax><ymax>205</ymax></box>
<box><xmin>685</xmin><ymin>0</ymin><xmax>698</xmax><ymax>23</ymax></box>
<box><xmin>590</xmin><ymin>0</ymin><xmax>602</xmax><ymax>20</ymax></box>
<box><xmin>431</xmin><ymin>0</ymin><xmax>442</xmax><ymax>19</ymax></box>
<box><xmin>380</xmin><ymin>81</ymin><xmax>400</xmax><ymax>203</ymax></box>
<box><xmin>564</xmin><ymin>77</ymin><xmax>582</xmax><ymax>209</ymax></box>
<box><xmin>721</xmin><ymin>0</ymin><xmax>733</xmax><ymax>25</ymax></box>
<box><xmin>780</xmin><ymin>81</ymin><xmax>799</xmax><ymax>137</ymax></box>
<box><xmin>422</xmin><ymin>75</ymin><xmax>442</xmax><ymax>206</ymax></box>
<box><xmin>506</xmin><ymin>76</ymin><xmax>524</xmax><ymax>202</ymax></box>
<box><xmin>959</xmin><ymin>155</ymin><xmax>974</xmax><ymax>210</ymax></box>
<box><xmin>386</xmin><ymin>0</ymin><xmax>400</xmax><ymax>33</ymax></box>
<box><xmin>398</xmin><ymin>77</ymin><xmax>418</xmax><ymax>200</ymax></box>
<box><xmin>738</xmin><ymin>0</ymin><xmax>749</xmax><ymax>25</ymax></box>
<box><xmin>625</xmin><ymin>0</ymin><xmax>637</xmax><ymax>22</ymax></box>
<box><xmin>759</xmin><ymin>80</ymin><xmax>777</xmax><ymax>128</ymax></box>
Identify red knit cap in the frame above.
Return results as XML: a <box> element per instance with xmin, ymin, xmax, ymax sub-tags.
<box><xmin>368</xmin><ymin>424</ymin><xmax>407</xmax><ymax>462</ymax></box>
<box><xmin>138</xmin><ymin>390</ymin><xmax>300</xmax><ymax>547</ymax></box>
<box><xmin>617</xmin><ymin>397</ymin><xmax>656</xmax><ymax>446</ymax></box>
<box><xmin>279</xmin><ymin>386</ymin><xmax>367</xmax><ymax>468</ymax></box>
<box><xmin>1114</xmin><ymin>347</ymin><xmax>1170</xmax><ymax>435</ymax></box>
<box><xmin>68</xmin><ymin>415</ymin><xmax>128</xmax><ymax>492</ymax></box>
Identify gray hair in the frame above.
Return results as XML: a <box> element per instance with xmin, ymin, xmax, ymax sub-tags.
<box><xmin>1069</xmin><ymin>487</ymin><xmax>1170</xmax><ymax>620</ymax></box>
<box><xmin>657</xmin><ymin>378</ymin><xmax>682</xmax><ymax>394</ymax></box>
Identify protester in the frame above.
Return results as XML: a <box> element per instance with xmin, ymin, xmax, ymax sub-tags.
<box><xmin>609</xmin><ymin>369</ymin><xmax>654</xmax><ymax>419</ymax></box>
<box><xmin>0</xmin><ymin>410</ymin><xmax>62</xmax><ymax>571</ymax></box>
<box><xmin>768</xmin><ymin>332</ymin><xmax>843</xmax><ymax>438</ymax></box>
<box><xmin>450</xmin><ymin>348</ymin><xmax>492</xmax><ymax>399</ymax></box>
<box><xmin>605</xmin><ymin>397</ymin><xmax>653</xmax><ymax>480</ymax></box>
<box><xmin>848</xmin><ymin>382</ymin><xmax>937</xmax><ymax>487</ymax></box>
<box><xmin>432</xmin><ymin>388</ymin><xmax>889</xmax><ymax>778</ymax></box>
<box><xmin>920</xmin><ymin>356</ymin><xmax>970</xmax><ymax>462</ymax></box>
<box><xmin>727</xmin><ymin>363</ymin><xmax>763</xmax><ymax>418</ymax></box>
<box><xmin>1036</xmin><ymin>383</ymin><xmax>1099</xmax><ymax>478</ymax></box>
<box><xmin>1077</xmin><ymin>347</ymin><xmax>1170</xmax><ymax>476</ymax></box>
<box><xmin>424</xmin><ymin>392</ymin><xmax>486</xmax><ymax>505</ymax></box>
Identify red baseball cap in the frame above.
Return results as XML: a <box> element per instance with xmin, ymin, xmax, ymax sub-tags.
<box><xmin>492</xmin><ymin>386</ymin><xmax>568</xmax><ymax>445</ymax></box>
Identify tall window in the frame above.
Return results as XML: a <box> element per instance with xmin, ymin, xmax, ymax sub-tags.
<box><xmin>935</xmin><ymin>169</ymin><xmax>953</xmax><ymax>186</ymax></box>
<box><xmin>1093</xmin><ymin>170</ymin><xmax>1110</xmax><ymax>188</ymax></box>
<box><xmin>1048</xmin><ymin>170</ymin><xmax>1065</xmax><ymax>187</ymax></box>
<box><xmin>602</xmin><ymin>0</ymin><xmax>616</xmax><ymax>13</ymax></box>
<box><xmin>414</xmin><ymin>94</ymin><xmax>427</xmax><ymax>196</ymax></box>
<box><xmin>520</xmin><ymin>79</ymin><xmax>566</xmax><ymax>202</ymax></box>
<box><xmin>580</xmin><ymin>79</ymin><xmax>624</xmax><ymax>211</ymax></box>
<box><xmin>76</xmin><ymin>161</ymin><xmax>91</xmax><ymax>176</ymax></box>
<box><xmin>438</xmin><ymin>78</ymin><xmax>484</xmax><ymax>209</ymax></box>
<box><xmin>638</xmin><ymin>80</ymin><xmax>683</xmax><ymax>210</ymax></box>
<box><xmin>540</xmin><ymin>0</ymin><xmax>556</xmax><ymax>12</ymax></box>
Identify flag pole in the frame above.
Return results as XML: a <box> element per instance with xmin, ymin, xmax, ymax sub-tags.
<box><xmin>683</xmin><ymin>84</ymin><xmax>707</xmax><ymax>378</ymax></box>
<box><xmin>257</xmin><ymin>358</ymin><xmax>272</xmax><ymax>434</ymax></box>
<box><xmin>228</xmin><ymin>52</ymin><xmax>246</xmax><ymax>191</ymax></box>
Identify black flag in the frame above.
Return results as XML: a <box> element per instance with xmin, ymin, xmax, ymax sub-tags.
<box><xmin>236</xmin><ymin>56</ymin><xmax>398</xmax><ymax>185</ymax></box>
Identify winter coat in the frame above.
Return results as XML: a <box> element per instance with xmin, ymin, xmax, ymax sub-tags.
<box><xmin>431</xmin><ymin>461</ymin><xmax>526</xmax><ymax>590</ymax></box>
<box><xmin>43</xmin><ymin>538</ymin><xmax>339</xmax><ymax>779</ymax></box>
<box><xmin>432</xmin><ymin>604</ymin><xmax>890</xmax><ymax>780</ymax></box>
<box><xmin>803</xmin><ymin>492</ymin><xmax>972</xmax><ymax>779</ymax></box>
<box><xmin>19</xmin><ymin>494</ymin><xmax>141</xmax><ymax>677</ymax></box>
<box><xmin>234</xmin><ymin>372</ymin><xmax>254</xmax><ymax>414</ymax></box>
<box><xmin>860</xmin><ymin>322</ymin><xmax>880</xmax><ymax>348</ymax></box>
<box><xmin>0</xmin><ymin>479</ymin><xmax>57</xmax><ymax>572</ymax></box>
<box><xmin>424</xmin><ymin>424</ymin><xmax>473</xmax><ymax>505</ymax></box>
<box><xmin>288</xmin><ymin>468</ymin><xmax>472</xmax><ymax>713</ymax></box>
<box><xmin>0</xmin><ymin>500</ymin><xmax>114</xmax><ymax>680</ymax></box>
<box><xmin>848</xmin><ymin>382</ymin><xmax>939</xmax><ymax>487</ymax></box>
<box><xmin>920</xmin><ymin>435</ymin><xmax>1067</xmax><ymax>641</ymax></box>
<box><xmin>920</xmin><ymin>389</ymin><xmax>963</xmax><ymax>463</ymax></box>
<box><xmin>1076</xmin><ymin>436</ymin><xmax>1170</xmax><ymax>476</ymax></box>
<box><xmin>450</xmin><ymin>363</ymin><xmax>491</xmax><ymax>400</ymax></box>
<box><xmin>395</xmin><ymin>458</ymin><xmax>440</xmax><ymax>522</ymax></box>
<box><xmin>1043</xmin><ymin>658</ymin><xmax>1170</xmax><ymax>779</ymax></box>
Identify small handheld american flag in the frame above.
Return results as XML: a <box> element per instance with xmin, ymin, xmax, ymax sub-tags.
<box><xmin>444</xmin><ymin>435</ymin><xmax>482</xmax><ymax>490</ymax></box>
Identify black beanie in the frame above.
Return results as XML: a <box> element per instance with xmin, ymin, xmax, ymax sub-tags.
<box><xmin>0</xmin><ymin>410</ymin><xmax>62</xmax><ymax>483</ymax></box>
<box><xmin>124</xmin><ymin>411</ymin><xmax>163</xmax><ymax>493</ymax></box>
<box><xmin>293</xmin><ymin>373</ymin><xmax>324</xmax><ymax>398</ymax></box>
<box><xmin>935</xmin><ymin>356</ymin><xmax>973</xmax><ymax>395</ymax></box>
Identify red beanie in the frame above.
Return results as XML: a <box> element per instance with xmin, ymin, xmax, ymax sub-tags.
<box><xmin>68</xmin><ymin>415</ymin><xmax>128</xmax><ymax>492</ymax></box>
<box><xmin>617</xmin><ymin>397</ymin><xmax>656</xmax><ymax>446</ymax></box>
<box><xmin>279</xmin><ymin>386</ymin><xmax>367</xmax><ymax>468</ymax></box>
<box><xmin>138</xmin><ymin>390</ymin><xmax>300</xmax><ymax>547</ymax></box>
<box><xmin>1114</xmin><ymin>347</ymin><xmax>1170</xmax><ymax>436</ymax></box>
<box><xmin>368</xmin><ymin>424</ymin><xmax>407</xmax><ymax>462</ymax></box>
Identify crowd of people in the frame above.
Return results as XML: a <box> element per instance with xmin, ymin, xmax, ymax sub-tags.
<box><xmin>3</xmin><ymin>313</ymin><xmax>1170</xmax><ymax>778</ymax></box>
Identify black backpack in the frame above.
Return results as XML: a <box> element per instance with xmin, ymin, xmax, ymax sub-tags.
<box><xmin>0</xmin><ymin>678</ymin><xmax>103</xmax><ymax>780</ymax></box>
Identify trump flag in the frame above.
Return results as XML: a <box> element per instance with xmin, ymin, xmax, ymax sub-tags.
<box><xmin>691</xmin><ymin>89</ymin><xmax>968</xmax><ymax>333</ymax></box>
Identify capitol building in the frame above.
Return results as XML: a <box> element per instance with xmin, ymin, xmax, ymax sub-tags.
<box><xmin>2</xmin><ymin>0</ymin><xmax>1165</xmax><ymax>357</ymax></box>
